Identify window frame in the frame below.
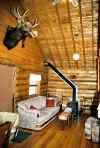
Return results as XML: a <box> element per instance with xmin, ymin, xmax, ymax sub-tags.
<box><xmin>29</xmin><ymin>74</ymin><xmax>41</xmax><ymax>96</ymax></box>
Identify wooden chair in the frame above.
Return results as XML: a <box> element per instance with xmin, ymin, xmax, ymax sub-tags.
<box><xmin>0</xmin><ymin>122</ymin><xmax>11</xmax><ymax>148</ymax></box>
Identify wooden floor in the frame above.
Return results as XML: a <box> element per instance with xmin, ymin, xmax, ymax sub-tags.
<box><xmin>8</xmin><ymin>116</ymin><xmax>99</xmax><ymax>148</ymax></box>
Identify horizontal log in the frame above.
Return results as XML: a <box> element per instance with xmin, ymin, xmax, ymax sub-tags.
<box><xmin>49</xmin><ymin>70</ymin><xmax>96</xmax><ymax>77</ymax></box>
<box><xmin>48</xmin><ymin>91</ymin><xmax>95</xmax><ymax>98</ymax></box>
<box><xmin>48</xmin><ymin>73</ymin><xmax>97</xmax><ymax>78</ymax></box>
<box><xmin>16</xmin><ymin>86</ymin><xmax>29</xmax><ymax>91</ymax></box>
<box><xmin>16</xmin><ymin>83</ymin><xmax>29</xmax><ymax>86</ymax></box>
<box><xmin>16</xmin><ymin>77</ymin><xmax>29</xmax><ymax>80</ymax></box>
<box><xmin>47</xmin><ymin>85</ymin><xmax>96</xmax><ymax>90</ymax></box>
<box><xmin>16</xmin><ymin>74</ymin><xmax>29</xmax><ymax>79</ymax></box>
<box><xmin>41</xmin><ymin>82</ymin><xmax>48</xmax><ymax>85</ymax></box>
<box><xmin>48</xmin><ymin>79</ymin><xmax>97</xmax><ymax>84</ymax></box>
<box><xmin>15</xmin><ymin>96</ymin><xmax>29</xmax><ymax>102</ymax></box>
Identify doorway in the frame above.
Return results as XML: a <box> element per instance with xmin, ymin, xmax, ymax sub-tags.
<box><xmin>0</xmin><ymin>64</ymin><xmax>16</xmax><ymax>112</ymax></box>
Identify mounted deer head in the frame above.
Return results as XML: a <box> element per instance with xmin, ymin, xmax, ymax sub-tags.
<box><xmin>3</xmin><ymin>8</ymin><xmax>39</xmax><ymax>50</ymax></box>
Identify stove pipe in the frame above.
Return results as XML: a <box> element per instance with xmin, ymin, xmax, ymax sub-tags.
<box><xmin>44</xmin><ymin>62</ymin><xmax>78</xmax><ymax>102</ymax></box>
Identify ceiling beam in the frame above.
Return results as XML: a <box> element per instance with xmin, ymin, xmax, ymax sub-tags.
<box><xmin>33</xmin><ymin>0</ymin><xmax>59</xmax><ymax>66</ymax></box>
<box><xmin>97</xmin><ymin>0</ymin><xmax>100</xmax><ymax>58</ymax></box>
<box><xmin>34</xmin><ymin>39</ymin><xmax>47</xmax><ymax>61</ymax></box>
<box><xmin>67</xmin><ymin>1</ymin><xmax>76</xmax><ymax>52</ymax></box>
<box><xmin>55</xmin><ymin>5</ymin><xmax>71</xmax><ymax>69</ymax></box>
<box><xmin>79</xmin><ymin>0</ymin><xmax>86</xmax><ymax>70</ymax></box>
<box><xmin>91</xmin><ymin>0</ymin><xmax>95</xmax><ymax>71</ymax></box>
<box><xmin>41</xmin><ymin>7</ymin><xmax>64</xmax><ymax>68</ymax></box>
<box><xmin>67</xmin><ymin>0</ymin><xmax>78</xmax><ymax>70</ymax></box>
<box><xmin>37</xmin><ymin>22</ymin><xmax>56</xmax><ymax>66</ymax></box>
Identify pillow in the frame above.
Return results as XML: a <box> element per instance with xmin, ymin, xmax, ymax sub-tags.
<box><xmin>46</xmin><ymin>98</ymin><xmax>54</xmax><ymax>107</ymax></box>
<box><xmin>29</xmin><ymin>105</ymin><xmax>40</xmax><ymax>117</ymax></box>
<box><xmin>30</xmin><ymin>105</ymin><xmax>37</xmax><ymax>110</ymax></box>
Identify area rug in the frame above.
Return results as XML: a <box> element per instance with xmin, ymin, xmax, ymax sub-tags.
<box><xmin>12</xmin><ymin>130</ymin><xmax>32</xmax><ymax>143</ymax></box>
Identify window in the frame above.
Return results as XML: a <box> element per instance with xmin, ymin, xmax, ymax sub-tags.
<box><xmin>29</xmin><ymin>74</ymin><xmax>41</xmax><ymax>95</ymax></box>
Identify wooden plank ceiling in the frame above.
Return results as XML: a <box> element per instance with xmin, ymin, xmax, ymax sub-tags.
<box><xmin>0</xmin><ymin>0</ymin><xmax>99</xmax><ymax>72</ymax></box>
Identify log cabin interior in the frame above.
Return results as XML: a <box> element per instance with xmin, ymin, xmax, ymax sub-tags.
<box><xmin>0</xmin><ymin>0</ymin><xmax>100</xmax><ymax>148</ymax></box>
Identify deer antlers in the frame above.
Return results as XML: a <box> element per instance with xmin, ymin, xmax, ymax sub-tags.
<box><xmin>10</xmin><ymin>8</ymin><xmax>29</xmax><ymax>26</ymax></box>
<box><xmin>10</xmin><ymin>8</ymin><xmax>39</xmax><ymax>38</ymax></box>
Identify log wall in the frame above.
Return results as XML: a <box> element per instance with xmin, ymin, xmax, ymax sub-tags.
<box><xmin>47</xmin><ymin>69</ymin><xmax>97</xmax><ymax>114</ymax></box>
<box><xmin>40</xmin><ymin>71</ymin><xmax>48</xmax><ymax>96</ymax></box>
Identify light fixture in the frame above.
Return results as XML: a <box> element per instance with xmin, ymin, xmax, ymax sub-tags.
<box><xmin>52</xmin><ymin>0</ymin><xmax>78</xmax><ymax>7</ymax></box>
<box><xmin>69</xmin><ymin>0</ymin><xmax>78</xmax><ymax>7</ymax></box>
<box><xmin>52</xmin><ymin>0</ymin><xmax>60</xmax><ymax>6</ymax></box>
<box><xmin>73</xmin><ymin>53</ymin><xmax>80</xmax><ymax>60</ymax></box>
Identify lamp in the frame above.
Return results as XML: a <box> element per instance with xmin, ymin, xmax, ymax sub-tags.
<box><xmin>73</xmin><ymin>53</ymin><xmax>80</xmax><ymax>60</ymax></box>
